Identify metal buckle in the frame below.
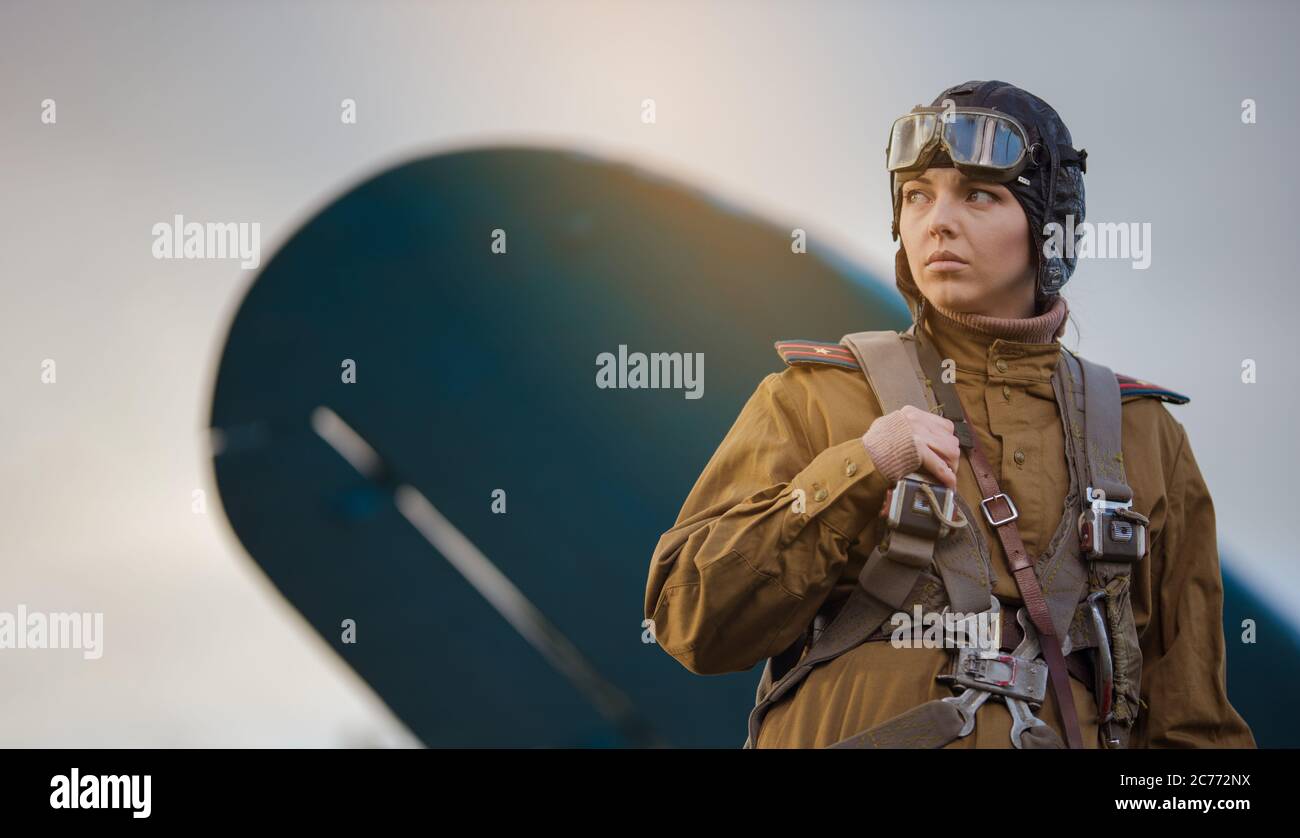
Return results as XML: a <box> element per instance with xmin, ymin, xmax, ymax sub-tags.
<box><xmin>1087</xmin><ymin>486</ymin><xmax>1132</xmax><ymax>514</ymax></box>
<box><xmin>1081</xmin><ymin>487</ymin><xmax>1146</xmax><ymax>561</ymax></box>
<box><xmin>980</xmin><ymin>492</ymin><xmax>1018</xmax><ymax>526</ymax></box>
<box><xmin>887</xmin><ymin>473</ymin><xmax>955</xmax><ymax>539</ymax></box>
<box><xmin>945</xmin><ymin>646</ymin><xmax>1048</xmax><ymax>704</ymax></box>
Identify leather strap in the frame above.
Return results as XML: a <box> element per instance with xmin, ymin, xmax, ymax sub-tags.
<box><xmin>913</xmin><ymin>327</ymin><xmax>1087</xmax><ymax>750</ymax></box>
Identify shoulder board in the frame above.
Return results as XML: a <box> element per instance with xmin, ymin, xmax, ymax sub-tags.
<box><xmin>1116</xmin><ymin>373</ymin><xmax>1189</xmax><ymax>405</ymax></box>
<box><xmin>774</xmin><ymin>339</ymin><xmax>860</xmax><ymax>370</ymax></box>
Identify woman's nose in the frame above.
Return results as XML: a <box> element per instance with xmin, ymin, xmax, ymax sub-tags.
<box><xmin>927</xmin><ymin>193</ymin><xmax>961</xmax><ymax>239</ymax></box>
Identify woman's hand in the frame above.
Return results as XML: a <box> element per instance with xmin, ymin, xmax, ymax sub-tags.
<box><xmin>861</xmin><ymin>404</ymin><xmax>961</xmax><ymax>491</ymax></box>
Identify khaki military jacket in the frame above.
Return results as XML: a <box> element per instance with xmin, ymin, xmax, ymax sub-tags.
<box><xmin>644</xmin><ymin>311</ymin><xmax>1255</xmax><ymax>748</ymax></box>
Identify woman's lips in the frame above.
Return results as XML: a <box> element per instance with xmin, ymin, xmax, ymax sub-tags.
<box><xmin>926</xmin><ymin>260</ymin><xmax>968</xmax><ymax>273</ymax></box>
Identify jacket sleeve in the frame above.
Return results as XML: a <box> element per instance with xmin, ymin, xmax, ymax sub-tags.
<box><xmin>1133</xmin><ymin>423</ymin><xmax>1257</xmax><ymax>747</ymax></box>
<box><xmin>644</xmin><ymin>371</ymin><xmax>892</xmax><ymax>675</ymax></box>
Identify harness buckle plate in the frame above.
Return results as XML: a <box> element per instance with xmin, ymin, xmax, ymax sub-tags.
<box><xmin>1080</xmin><ymin>487</ymin><xmax>1147</xmax><ymax>561</ymax></box>
<box><xmin>942</xmin><ymin>646</ymin><xmax>1049</xmax><ymax>704</ymax></box>
<box><xmin>887</xmin><ymin>473</ymin><xmax>956</xmax><ymax>539</ymax></box>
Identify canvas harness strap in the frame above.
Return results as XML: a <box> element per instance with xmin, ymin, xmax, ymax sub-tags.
<box><xmin>1063</xmin><ymin>349</ymin><xmax>1149</xmax><ymax>747</ymax></box>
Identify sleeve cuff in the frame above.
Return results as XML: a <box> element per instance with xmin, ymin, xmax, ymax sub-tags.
<box><xmin>862</xmin><ymin>411</ymin><xmax>922</xmax><ymax>482</ymax></box>
<box><xmin>790</xmin><ymin>437</ymin><xmax>892</xmax><ymax>540</ymax></box>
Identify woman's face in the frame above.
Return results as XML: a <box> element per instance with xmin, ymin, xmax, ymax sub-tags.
<box><xmin>899</xmin><ymin>167</ymin><xmax>1037</xmax><ymax>319</ymax></box>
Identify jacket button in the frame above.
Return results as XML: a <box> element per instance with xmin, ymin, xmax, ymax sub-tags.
<box><xmin>1002</xmin><ymin>384</ymin><xmax>1012</xmax><ymax>400</ymax></box>
<box><xmin>995</xmin><ymin>359</ymin><xmax>1008</xmax><ymax>373</ymax></box>
<box><xmin>814</xmin><ymin>488</ymin><xmax>829</xmax><ymax>502</ymax></box>
<box><xmin>1014</xmin><ymin>449</ymin><xmax>1026</xmax><ymax>465</ymax></box>
<box><xmin>845</xmin><ymin>460</ymin><xmax>858</xmax><ymax>477</ymax></box>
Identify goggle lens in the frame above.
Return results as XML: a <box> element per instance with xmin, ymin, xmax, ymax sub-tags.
<box><xmin>887</xmin><ymin>110</ymin><xmax>1026</xmax><ymax>172</ymax></box>
<box><xmin>944</xmin><ymin>113</ymin><xmax>1025</xmax><ymax>168</ymax></box>
<box><xmin>887</xmin><ymin>113</ymin><xmax>937</xmax><ymax>171</ymax></box>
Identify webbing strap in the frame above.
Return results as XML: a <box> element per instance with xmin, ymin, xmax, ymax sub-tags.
<box><xmin>1062</xmin><ymin>350</ymin><xmax>1142</xmax><ymax>749</ymax></box>
<box><xmin>844</xmin><ymin>330</ymin><xmax>991</xmax><ymax>615</ymax></box>
<box><xmin>828</xmin><ymin>700</ymin><xmax>966</xmax><ymax>749</ymax></box>
<box><xmin>911</xmin><ymin>326</ymin><xmax>975</xmax><ymax>450</ymax></box>
<box><xmin>1077</xmin><ymin>355</ymin><xmax>1131</xmax><ymax>503</ymax></box>
<box><xmin>746</xmin><ymin>331</ymin><xmax>939</xmax><ymax>749</ymax></box>
<box><xmin>840</xmin><ymin>331</ymin><xmax>932</xmax><ymax>414</ymax></box>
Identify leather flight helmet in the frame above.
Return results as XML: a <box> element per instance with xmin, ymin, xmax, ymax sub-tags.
<box><xmin>889</xmin><ymin>80</ymin><xmax>1088</xmax><ymax>300</ymax></box>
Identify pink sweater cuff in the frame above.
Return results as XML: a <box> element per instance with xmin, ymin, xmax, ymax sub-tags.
<box><xmin>861</xmin><ymin>412</ymin><xmax>921</xmax><ymax>482</ymax></box>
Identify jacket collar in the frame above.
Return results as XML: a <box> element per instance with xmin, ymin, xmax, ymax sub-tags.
<box><xmin>916</xmin><ymin>295</ymin><xmax>1068</xmax><ymax>382</ymax></box>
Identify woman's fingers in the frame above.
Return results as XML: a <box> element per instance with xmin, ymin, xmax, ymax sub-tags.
<box><xmin>917</xmin><ymin>444</ymin><xmax>957</xmax><ymax>490</ymax></box>
<box><xmin>915</xmin><ymin>422</ymin><xmax>960</xmax><ymax>483</ymax></box>
<box><xmin>936</xmin><ymin>433</ymin><xmax>961</xmax><ymax>475</ymax></box>
<box><xmin>907</xmin><ymin>403</ymin><xmax>954</xmax><ymax>434</ymax></box>
<box><xmin>908</xmin><ymin>407</ymin><xmax>960</xmax><ymax>467</ymax></box>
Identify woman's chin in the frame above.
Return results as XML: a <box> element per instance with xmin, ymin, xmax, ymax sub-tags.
<box><xmin>920</xmin><ymin>284</ymin><xmax>983</xmax><ymax>313</ymax></box>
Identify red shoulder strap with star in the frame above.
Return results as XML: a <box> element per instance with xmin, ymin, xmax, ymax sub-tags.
<box><xmin>773</xmin><ymin>339</ymin><xmax>860</xmax><ymax>370</ymax></box>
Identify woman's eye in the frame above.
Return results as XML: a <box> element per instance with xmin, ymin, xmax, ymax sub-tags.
<box><xmin>904</xmin><ymin>190</ymin><xmax>927</xmax><ymax>204</ymax></box>
<box><xmin>968</xmin><ymin>189</ymin><xmax>997</xmax><ymax>204</ymax></box>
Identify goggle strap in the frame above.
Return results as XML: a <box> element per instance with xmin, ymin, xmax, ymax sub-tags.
<box><xmin>1058</xmin><ymin>145</ymin><xmax>1087</xmax><ymax>174</ymax></box>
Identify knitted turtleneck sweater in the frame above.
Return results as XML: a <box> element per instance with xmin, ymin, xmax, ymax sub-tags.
<box><xmin>927</xmin><ymin>293</ymin><xmax>1069</xmax><ymax>345</ymax></box>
